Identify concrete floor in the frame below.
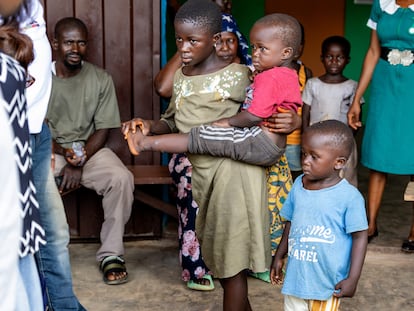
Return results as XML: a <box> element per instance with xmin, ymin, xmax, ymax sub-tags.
<box><xmin>69</xmin><ymin>164</ymin><xmax>414</xmax><ymax>311</ymax></box>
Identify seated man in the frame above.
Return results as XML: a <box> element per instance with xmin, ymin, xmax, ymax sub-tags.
<box><xmin>46</xmin><ymin>17</ymin><xmax>134</xmax><ymax>285</ymax></box>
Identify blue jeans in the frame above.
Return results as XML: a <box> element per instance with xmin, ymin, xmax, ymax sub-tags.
<box><xmin>31</xmin><ymin>123</ymin><xmax>85</xmax><ymax>311</ymax></box>
<box><xmin>16</xmin><ymin>255</ymin><xmax>43</xmax><ymax>311</ymax></box>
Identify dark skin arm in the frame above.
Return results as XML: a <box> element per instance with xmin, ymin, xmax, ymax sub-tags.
<box><xmin>334</xmin><ymin>229</ymin><xmax>368</xmax><ymax>298</ymax></box>
<box><xmin>348</xmin><ymin>30</ymin><xmax>380</xmax><ymax>130</ymax></box>
<box><xmin>54</xmin><ymin>129</ymin><xmax>109</xmax><ymax>192</ymax></box>
<box><xmin>121</xmin><ymin>118</ymin><xmax>172</xmax><ymax>138</ymax></box>
<box><xmin>153</xmin><ymin>51</ymin><xmax>181</xmax><ymax>98</ymax></box>
<box><xmin>264</xmin><ymin>109</ymin><xmax>302</xmax><ymax>135</ymax></box>
<box><xmin>213</xmin><ymin>110</ymin><xmax>262</xmax><ymax>128</ymax></box>
<box><xmin>302</xmin><ymin>103</ymin><xmax>311</xmax><ymax>132</ymax></box>
<box><xmin>270</xmin><ymin>221</ymin><xmax>291</xmax><ymax>285</ymax></box>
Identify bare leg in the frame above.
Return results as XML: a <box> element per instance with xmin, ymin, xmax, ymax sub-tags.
<box><xmin>409</xmin><ymin>176</ymin><xmax>414</xmax><ymax>241</ymax></box>
<box><xmin>401</xmin><ymin>176</ymin><xmax>414</xmax><ymax>252</ymax></box>
<box><xmin>410</xmin><ymin>205</ymin><xmax>414</xmax><ymax>241</ymax></box>
<box><xmin>125</xmin><ymin>128</ymin><xmax>189</xmax><ymax>155</ymax></box>
<box><xmin>367</xmin><ymin>170</ymin><xmax>387</xmax><ymax>236</ymax></box>
<box><xmin>219</xmin><ymin>270</ymin><xmax>252</xmax><ymax>311</ymax></box>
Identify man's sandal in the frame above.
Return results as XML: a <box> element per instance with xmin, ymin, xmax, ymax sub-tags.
<box><xmin>100</xmin><ymin>255</ymin><xmax>128</xmax><ymax>285</ymax></box>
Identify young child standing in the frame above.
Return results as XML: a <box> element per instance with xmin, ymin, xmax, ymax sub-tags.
<box><xmin>301</xmin><ymin>35</ymin><xmax>363</xmax><ymax>187</ymax></box>
<box><xmin>124</xmin><ymin>14</ymin><xmax>303</xmax><ymax>168</ymax></box>
<box><xmin>271</xmin><ymin>119</ymin><xmax>368</xmax><ymax>311</ymax></box>
<box><xmin>122</xmin><ymin>1</ymin><xmax>293</xmax><ymax>309</ymax></box>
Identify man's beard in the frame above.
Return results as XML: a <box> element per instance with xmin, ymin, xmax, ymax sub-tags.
<box><xmin>64</xmin><ymin>58</ymin><xmax>82</xmax><ymax>70</ymax></box>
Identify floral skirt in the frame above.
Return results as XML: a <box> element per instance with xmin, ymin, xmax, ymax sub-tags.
<box><xmin>168</xmin><ymin>153</ymin><xmax>209</xmax><ymax>282</ymax></box>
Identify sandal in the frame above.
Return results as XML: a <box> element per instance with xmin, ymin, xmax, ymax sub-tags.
<box><xmin>186</xmin><ymin>274</ymin><xmax>215</xmax><ymax>291</ymax></box>
<box><xmin>248</xmin><ymin>270</ymin><xmax>270</xmax><ymax>283</ymax></box>
<box><xmin>401</xmin><ymin>240</ymin><xmax>414</xmax><ymax>253</ymax></box>
<box><xmin>100</xmin><ymin>255</ymin><xmax>128</xmax><ymax>285</ymax></box>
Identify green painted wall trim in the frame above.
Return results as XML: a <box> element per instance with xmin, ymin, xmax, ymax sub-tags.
<box><xmin>344</xmin><ymin>0</ymin><xmax>372</xmax><ymax>123</ymax></box>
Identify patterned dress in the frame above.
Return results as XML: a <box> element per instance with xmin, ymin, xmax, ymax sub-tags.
<box><xmin>0</xmin><ymin>53</ymin><xmax>46</xmax><ymax>257</ymax></box>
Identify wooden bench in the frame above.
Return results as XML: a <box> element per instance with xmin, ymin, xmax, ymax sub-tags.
<box><xmin>60</xmin><ymin>164</ymin><xmax>177</xmax><ymax>241</ymax></box>
<box><xmin>126</xmin><ymin>165</ymin><xmax>177</xmax><ymax>220</ymax></box>
<box><xmin>404</xmin><ymin>181</ymin><xmax>414</xmax><ymax>201</ymax></box>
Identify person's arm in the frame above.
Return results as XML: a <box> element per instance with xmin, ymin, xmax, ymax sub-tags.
<box><xmin>270</xmin><ymin>221</ymin><xmax>291</xmax><ymax>285</ymax></box>
<box><xmin>83</xmin><ymin>128</ymin><xmax>109</xmax><ymax>160</ymax></box>
<box><xmin>222</xmin><ymin>110</ymin><xmax>262</xmax><ymax>128</ymax></box>
<box><xmin>348</xmin><ymin>30</ymin><xmax>380</xmax><ymax>130</ymax></box>
<box><xmin>302</xmin><ymin>103</ymin><xmax>311</xmax><ymax>132</ymax></box>
<box><xmin>264</xmin><ymin>109</ymin><xmax>301</xmax><ymax>134</ymax></box>
<box><xmin>56</xmin><ymin>129</ymin><xmax>109</xmax><ymax>191</ymax></box>
<box><xmin>333</xmin><ymin>229</ymin><xmax>368</xmax><ymax>298</ymax></box>
<box><xmin>154</xmin><ymin>51</ymin><xmax>182</xmax><ymax>98</ymax></box>
<box><xmin>122</xmin><ymin>118</ymin><xmax>172</xmax><ymax>138</ymax></box>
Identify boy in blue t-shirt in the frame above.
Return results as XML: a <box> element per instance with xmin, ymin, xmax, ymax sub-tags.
<box><xmin>271</xmin><ymin>119</ymin><xmax>368</xmax><ymax>311</ymax></box>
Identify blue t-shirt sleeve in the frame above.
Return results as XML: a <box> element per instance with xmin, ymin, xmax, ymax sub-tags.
<box><xmin>344</xmin><ymin>187</ymin><xmax>368</xmax><ymax>234</ymax></box>
<box><xmin>280</xmin><ymin>176</ymin><xmax>302</xmax><ymax>221</ymax></box>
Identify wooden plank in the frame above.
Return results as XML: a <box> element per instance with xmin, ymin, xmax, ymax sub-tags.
<box><xmin>134</xmin><ymin>190</ymin><xmax>177</xmax><ymax>219</ymax></box>
<box><xmin>75</xmin><ymin>0</ymin><xmax>104</xmax><ymax>68</ymax></box>
<box><xmin>404</xmin><ymin>182</ymin><xmax>414</xmax><ymax>201</ymax></box>
<box><xmin>126</xmin><ymin>165</ymin><xmax>172</xmax><ymax>185</ymax></box>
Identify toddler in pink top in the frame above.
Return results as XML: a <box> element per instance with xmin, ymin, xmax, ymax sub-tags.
<box><xmin>123</xmin><ymin>13</ymin><xmax>302</xmax><ymax>167</ymax></box>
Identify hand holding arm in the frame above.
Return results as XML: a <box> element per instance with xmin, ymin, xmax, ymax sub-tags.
<box><xmin>333</xmin><ymin>230</ymin><xmax>368</xmax><ymax>298</ymax></box>
<box><xmin>264</xmin><ymin>109</ymin><xmax>301</xmax><ymax>134</ymax></box>
<box><xmin>121</xmin><ymin>118</ymin><xmax>172</xmax><ymax>138</ymax></box>
<box><xmin>122</xmin><ymin>118</ymin><xmax>153</xmax><ymax>138</ymax></box>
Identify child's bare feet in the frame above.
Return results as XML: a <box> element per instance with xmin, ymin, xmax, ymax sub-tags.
<box><xmin>125</xmin><ymin>126</ymin><xmax>145</xmax><ymax>156</ymax></box>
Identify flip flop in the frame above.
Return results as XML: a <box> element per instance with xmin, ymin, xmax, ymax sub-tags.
<box><xmin>100</xmin><ymin>255</ymin><xmax>128</xmax><ymax>285</ymax></box>
<box><xmin>186</xmin><ymin>274</ymin><xmax>215</xmax><ymax>291</ymax></box>
<box><xmin>248</xmin><ymin>270</ymin><xmax>271</xmax><ymax>283</ymax></box>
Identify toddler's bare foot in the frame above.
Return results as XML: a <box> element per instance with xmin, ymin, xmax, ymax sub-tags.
<box><xmin>125</xmin><ymin>127</ymin><xmax>145</xmax><ymax>156</ymax></box>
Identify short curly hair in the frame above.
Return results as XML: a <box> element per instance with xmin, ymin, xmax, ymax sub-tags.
<box><xmin>254</xmin><ymin>13</ymin><xmax>301</xmax><ymax>59</ymax></box>
<box><xmin>321</xmin><ymin>35</ymin><xmax>351</xmax><ymax>58</ymax></box>
<box><xmin>305</xmin><ymin>119</ymin><xmax>354</xmax><ymax>158</ymax></box>
<box><xmin>54</xmin><ymin>17</ymin><xmax>88</xmax><ymax>39</ymax></box>
<box><xmin>175</xmin><ymin>0</ymin><xmax>222</xmax><ymax>35</ymax></box>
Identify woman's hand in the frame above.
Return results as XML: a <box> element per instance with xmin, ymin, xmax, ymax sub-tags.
<box><xmin>347</xmin><ymin>101</ymin><xmax>362</xmax><ymax>130</ymax></box>
<box><xmin>264</xmin><ymin>109</ymin><xmax>301</xmax><ymax>134</ymax></box>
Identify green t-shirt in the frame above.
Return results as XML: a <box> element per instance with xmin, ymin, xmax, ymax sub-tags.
<box><xmin>161</xmin><ymin>62</ymin><xmax>250</xmax><ymax>133</ymax></box>
<box><xmin>47</xmin><ymin>61</ymin><xmax>120</xmax><ymax>149</ymax></box>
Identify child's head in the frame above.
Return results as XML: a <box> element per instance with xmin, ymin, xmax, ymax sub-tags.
<box><xmin>249</xmin><ymin>13</ymin><xmax>301</xmax><ymax>72</ymax></box>
<box><xmin>301</xmin><ymin>120</ymin><xmax>353</xmax><ymax>182</ymax></box>
<box><xmin>293</xmin><ymin>21</ymin><xmax>305</xmax><ymax>61</ymax></box>
<box><xmin>0</xmin><ymin>25</ymin><xmax>33</xmax><ymax>70</ymax></box>
<box><xmin>174</xmin><ymin>0</ymin><xmax>222</xmax><ymax>66</ymax></box>
<box><xmin>320</xmin><ymin>35</ymin><xmax>350</xmax><ymax>75</ymax></box>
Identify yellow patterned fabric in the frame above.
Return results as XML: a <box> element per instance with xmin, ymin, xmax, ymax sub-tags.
<box><xmin>267</xmin><ymin>154</ymin><xmax>293</xmax><ymax>256</ymax></box>
<box><xmin>286</xmin><ymin>64</ymin><xmax>307</xmax><ymax>145</ymax></box>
